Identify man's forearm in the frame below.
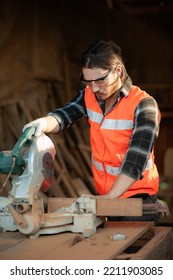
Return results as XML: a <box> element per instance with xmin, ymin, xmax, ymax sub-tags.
<box><xmin>100</xmin><ymin>173</ymin><xmax>136</xmax><ymax>199</ymax></box>
<box><xmin>44</xmin><ymin>115</ymin><xmax>60</xmax><ymax>134</ymax></box>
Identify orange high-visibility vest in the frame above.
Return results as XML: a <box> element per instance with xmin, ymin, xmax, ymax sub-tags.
<box><xmin>84</xmin><ymin>85</ymin><xmax>160</xmax><ymax>198</ymax></box>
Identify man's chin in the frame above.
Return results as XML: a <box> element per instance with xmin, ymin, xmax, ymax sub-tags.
<box><xmin>96</xmin><ymin>93</ymin><xmax>106</xmax><ymax>100</ymax></box>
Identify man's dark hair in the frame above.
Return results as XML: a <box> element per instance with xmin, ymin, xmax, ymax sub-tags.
<box><xmin>81</xmin><ymin>40</ymin><xmax>127</xmax><ymax>82</ymax></box>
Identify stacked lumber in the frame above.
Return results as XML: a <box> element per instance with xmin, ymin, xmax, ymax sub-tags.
<box><xmin>0</xmin><ymin>79</ymin><xmax>95</xmax><ymax>198</ymax></box>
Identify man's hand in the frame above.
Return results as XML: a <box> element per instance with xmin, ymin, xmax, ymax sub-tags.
<box><xmin>23</xmin><ymin>118</ymin><xmax>47</xmax><ymax>137</ymax></box>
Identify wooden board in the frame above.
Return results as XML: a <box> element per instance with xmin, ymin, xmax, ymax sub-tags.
<box><xmin>48</xmin><ymin>197</ymin><xmax>143</xmax><ymax>216</ymax></box>
<box><xmin>129</xmin><ymin>226</ymin><xmax>173</xmax><ymax>260</ymax></box>
<box><xmin>96</xmin><ymin>198</ymin><xmax>142</xmax><ymax>216</ymax></box>
<box><xmin>0</xmin><ymin>222</ymin><xmax>172</xmax><ymax>260</ymax></box>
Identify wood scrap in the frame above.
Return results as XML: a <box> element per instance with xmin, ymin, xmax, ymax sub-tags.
<box><xmin>71</xmin><ymin>177</ymin><xmax>92</xmax><ymax>196</ymax></box>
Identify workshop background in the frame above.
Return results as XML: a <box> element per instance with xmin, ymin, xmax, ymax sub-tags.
<box><xmin>0</xmin><ymin>0</ymin><xmax>173</xmax><ymax>223</ymax></box>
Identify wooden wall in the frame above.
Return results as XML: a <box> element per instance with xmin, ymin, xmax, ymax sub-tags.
<box><xmin>0</xmin><ymin>0</ymin><xmax>173</xmax><ymax>196</ymax></box>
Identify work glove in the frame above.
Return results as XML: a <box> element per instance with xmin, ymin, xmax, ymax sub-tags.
<box><xmin>23</xmin><ymin>118</ymin><xmax>47</xmax><ymax>137</ymax></box>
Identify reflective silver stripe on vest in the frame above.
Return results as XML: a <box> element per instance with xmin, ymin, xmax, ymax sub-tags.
<box><xmin>87</xmin><ymin>109</ymin><xmax>133</xmax><ymax>130</ymax></box>
<box><xmin>101</xmin><ymin>119</ymin><xmax>133</xmax><ymax>130</ymax></box>
<box><xmin>106</xmin><ymin>166</ymin><xmax>119</xmax><ymax>176</ymax></box>
<box><xmin>92</xmin><ymin>158</ymin><xmax>119</xmax><ymax>176</ymax></box>
<box><xmin>87</xmin><ymin>109</ymin><xmax>103</xmax><ymax>124</ymax></box>
<box><xmin>92</xmin><ymin>157</ymin><xmax>153</xmax><ymax>176</ymax></box>
<box><xmin>92</xmin><ymin>158</ymin><xmax>104</xmax><ymax>171</ymax></box>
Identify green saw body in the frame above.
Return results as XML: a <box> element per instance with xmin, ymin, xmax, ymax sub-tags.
<box><xmin>0</xmin><ymin>127</ymin><xmax>36</xmax><ymax>175</ymax></box>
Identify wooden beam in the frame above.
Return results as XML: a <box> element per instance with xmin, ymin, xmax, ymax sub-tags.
<box><xmin>48</xmin><ymin>197</ymin><xmax>143</xmax><ymax>216</ymax></box>
<box><xmin>96</xmin><ymin>198</ymin><xmax>142</xmax><ymax>216</ymax></box>
<box><xmin>129</xmin><ymin>226</ymin><xmax>173</xmax><ymax>260</ymax></box>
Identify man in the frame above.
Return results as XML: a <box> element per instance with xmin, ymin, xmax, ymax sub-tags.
<box><xmin>24</xmin><ymin>40</ymin><xmax>162</xmax><ymax>223</ymax></box>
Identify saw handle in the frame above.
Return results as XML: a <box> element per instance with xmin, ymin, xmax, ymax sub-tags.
<box><xmin>12</xmin><ymin>126</ymin><xmax>36</xmax><ymax>158</ymax></box>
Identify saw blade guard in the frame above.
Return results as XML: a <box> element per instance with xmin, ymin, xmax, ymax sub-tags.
<box><xmin>10</xmin><ymin>131</ymin><xmax>56</xmax><ymax>204</ymax></box>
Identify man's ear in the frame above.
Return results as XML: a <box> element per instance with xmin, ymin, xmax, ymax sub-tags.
<box><xmin>116</xmin><ymin>64</ymin><xmax>122</xmax><ymax>77</ymax></box>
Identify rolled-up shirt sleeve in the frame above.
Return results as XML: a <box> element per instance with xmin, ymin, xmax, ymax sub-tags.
<box><xmin>119</xmin><ymin>97</ymin><xmax>160</xmax><ymax>180</ymax></box>
<box><xmin>48</xmin><ymin>88</ymin><xmax>87</xmax><ymax>131</ymax></box>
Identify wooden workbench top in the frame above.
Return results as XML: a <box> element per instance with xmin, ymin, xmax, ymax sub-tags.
<box><xmin>0</xmin><ymin>222</ymin><xmax>172</xmax><ymax>260</ymax></box>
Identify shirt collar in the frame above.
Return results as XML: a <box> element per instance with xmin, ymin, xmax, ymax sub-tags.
<box><xmin>98</xmin><ymin>75</ymin><xmax>132</xmax><ymax>110</ymax></box>
<box><xmin>120</xmin><ymin>76</ymin><xmax>132</xmax><ymax>97</ymax></box>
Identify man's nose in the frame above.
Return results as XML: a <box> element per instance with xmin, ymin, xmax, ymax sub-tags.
<box><xmin>89</xmin><ymin>82</ymin><xmax>100</xmax><ymax>93</ymax></box>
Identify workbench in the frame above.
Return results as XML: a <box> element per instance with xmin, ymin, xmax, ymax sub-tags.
<box><xmin>0</xmin><ymin>222</ymin><xmax>172</xmax><ymax>260</ymax></box>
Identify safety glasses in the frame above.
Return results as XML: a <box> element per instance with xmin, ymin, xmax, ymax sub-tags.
<box><xmin>80</xmin><ymin>68</ymin><xmax>114</xmax><ymax>87</ymax></box>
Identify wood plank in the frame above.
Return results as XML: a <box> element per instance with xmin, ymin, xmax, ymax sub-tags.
<box><xmin>96</xmin><ymin>198</ymin><xmax>142</xmax><ymax>216</ymax></box>
<box><xmin>53</xmin><ymin>159</ymin><xmax>78</xmax><ymax>198</ymax></box>
<box><xmin>0</xmin><ymin>232</ymin><xmax>26</xmax><ymax>252</ymax></box>
<box><xmin>42</xmin><ymin>222</ymin><xmax>153</xmax><ymax>260</ymax></box>
<box><xmin>48</xmin><ymin>197</ymin><xmax>143</xmax><ymax>216</ymax></box>
<box><xmin>0</xmin><ymin>223</ymin><xmax>171</xmax><ymax>260</ymax></box>
<box><xmin>0</xmin><ymin>231</ymin><xmax>80</xmax><ymax>260</ymax></box>
<box><xmin>0</xmin><ymin>222</ymin><xmax>151</xmax><ymax>260</ymax></box>
<box><xmin>58</xmin><ymin>141</ymin><xmax>84</xmax><ymax>178</ymax></box>
<box><xmin>71</xmin><ymin>177</ymin><xmax>92</xmax><ymax>196</ymax></box>
<box><xmin>129</xmin><ymin>226</ymin><xmax>173</xmax><ymax>260</ymax></box>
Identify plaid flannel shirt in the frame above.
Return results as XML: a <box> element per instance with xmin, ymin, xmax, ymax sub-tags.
<box><xmin>49</xmin><ymin>77</ymin><xmax>160</xmax><ymax>180</ymax></box>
